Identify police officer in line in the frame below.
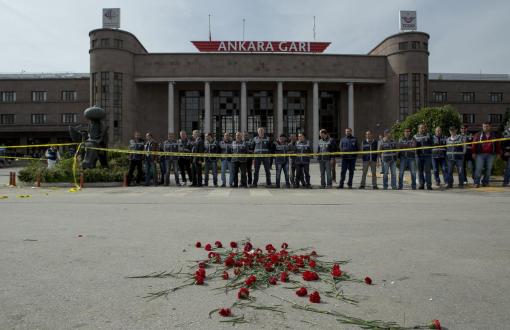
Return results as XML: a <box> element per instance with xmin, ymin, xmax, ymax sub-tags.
<box><xmin>204</xmin><ymin>132</ymin><xmax>219</xmax><ymax>187</ymax></box>
<box><xmin>359</xmin><ymin>130</ymin><xmax>378</xmax><ymax>189</ymax></box>
<box><xmin>502</xmin><ymin>125</ymin><xmax>510</xmax><ymax>187</ymax></box>
<box><xmin>230</xmin><ymin>131</ymin><xmax>248</xmax><ymax>188</ymax></box>
<box><xmin>243</xmin><ymin>131</ymin><xmax>254</xmax><ymax>186</ymax></box>
<box><xmin>219</xmin><ymin>132</ymin><xmax>233</xmax><ymax>187</ymax></box>
<box><xmin>274</xmin><ymin>134</ymin><xmax>291</xmax><ymax>188</ymax></box>
<box><xmin>252</xmin><ymin>127</ymin><xmax>272</xmax><ymax>187</ymax></box>
<box><xmin>328</xmin><ymin>132</ymin><xmax>338</xmax><ymax>184</ymax></box>
<box><xmin>190</xmin><ymin>130</ymin><xmax>204</xmax><ymax>187</ymax></box>
<box><xmin>378</xmin><ymin>129</ymin><xmax>397</xmax><ymax>190</ymax></box>
<box><xmin>294</xmin><ymin>133</ymin><xmax>312</xmax><ymax>189</ymax></box>
<box><xmin>414</xmin><ymin>124</ymin><xmax>433</xmax><ymax>190</ymax></box>
<box><xmin>288</xmin><ymin>134</ymin><xmax>298</xmax><ymax>186</ymax></box>
<box><xmin>446</xmin><ymin>126</ymin><xmax>466</xmax><ymax>189</ymax></box>
<box><xmin>144</xmin><ymin>132</ymin><xmax>158</xmax><ymax>186</ymax></box>
<box><xmin>338</xmin><ymin>127</ymin><xmax>359</xmax><ymax>189</ymax></box>
<box><xmin>177</xmin><ymin>130</ymin><xmax>193</xmax><ymax>186</ymax></box>
<box><xmin>160</xmin><ymin>132</ymin><xmax>181</xmax><ymax>186</ymax></box>
<box><xmin>432</xmin><ymin>126</ymin><xmax>448</xmax><ymax>187</ymax></box>
<box><xmin>317</xmin><ymin>129</ymin><xmax>334</xmax><ymax>188</ymax></box>
<box><xmin>127</xmin><ymin>131</ymin><xmax>145</xmax><ymax>186</ymax></box>
<box><xmin>460</xmin><ymin>125</ymin><xmax>474</xmax><ymax>184</ymax></box>
<box><xmin>398</xmin><ymin>127</ymin><xmax>417</xmax><ymax>190</ymax></box>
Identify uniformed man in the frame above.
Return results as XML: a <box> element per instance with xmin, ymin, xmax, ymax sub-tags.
<box><xmin>432</xmin><ymin>127</ymin><xmax>448</xmax><ymax>187</ymax></box>
<box><xmin>219</xmin><ymin>132</ymin><xmax>232</xmax><ymax>187</ymax></box>
<box><xmin>397</xmin><ymin>128</ymin><xmax>417</xmax><ymax>190</ymax></box>
<box><xmin>414</xmin><ymin>124</ymin><xmax>433</xmax><ymax>190</ymax></box>
<box><xmin>160</xmin><ymin>132</ymin><xmax>180</xmax><ymax>186</ymax></box>
<box><xmin>378</xmin><ymin>129</ymin><xmax>397</xmax><ymax>190</ymax></box>
<box><xmin>446</xmin><ymin>126</ymin><xmax>466</xmax><ymax>188</ymax></box>
<box><xmin>177</xmin><ymin>131</ymin><xmax>193</xmax><ymax>186</ymax></box>
<box><xmin>338</xmin><ymin>128</ymin><xmax>359</xmax><ymax>189</ymax></box>
<box><xmin>359</xmin><ymin>130</ymin><xmax>378</xmax><ymax>189</ymax></box>
<box><xmin>318</xmin><ymin>129</ymin><xmax>334</xmax><ymax>188</ymax></box>
<box><xmin>472</xmin><ymin>122</ymin><xmax>501</xmax><ymax>188</ymax></box>
<box><xmin>294</xmin><ymin>133</ymin><xmax>312</xmax><ymax>189</ymax></box>
<box><xmin>460</xmin><ymin>125</ymin><xmax>474</xmax><ymax>184</ymax></box>
<box><xmin>252</xmin><ymin>127</ymin><xmax>272</xmax><ymax>187</ymax></box>
<box><xmin>144</xmin><ymin>132</ymin><xmax>158</xmax><ymax>186</ymax></box>
<box><xmin>231</xmin><ymin>131</ymin><xmax>248</xmax><ymax>188</ymax></box>
<box><xmin>274</xmin><ymin>134</ymin><xmax>291</xmax><ymax>188</ymax></box>
<box><xmin>243</xmin><ymin>131</ymin><xmax>254</xmax><ymax>186</ymax></box>
<box><xmin>288</xmin><ymin>134</ymin><xmax>298</xmax><ymax>186</ymax></box>
<box><xmin>190</xmin><ymin>130</ymin><xmax>204</xmax><ymax>187</ymax></box>
<box><xmin>502</xmin><ymin>125</ymin><xmax>510</xmax><ymax>187</ymax></box>
<box><xmin>204</xmin><ymin>132</ymin><xmax>219</xmax><ymax>187</ymax></box>
<box><xmin>127</xmin><ymin>131</ymin><xmax>145</xmax><ymax>186</ymax></box>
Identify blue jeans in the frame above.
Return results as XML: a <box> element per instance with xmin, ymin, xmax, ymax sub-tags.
<box><xmin>340</xmin><ymin>158</ymin><xmax>356</xmax><ymax>187</ymax></box>
<box><xmin>275</xmin><ymin>161</ymin><xmax>290</xmax><ymax>187</ymax></box>
<box><xmin>204</xmin><ymin>160</ymin><xmax>218</xmax><ymax>185</ymax></box>
<box><xmin>254</xmin><ymin>157</ymin><xmax>271</xmax><ymax>185</ymax></box>
<box><xmin>447</xmin><ymin>158</ymin><xmax>464</xmax><ymax>187</ymax></box>
<box><xmin>144</xmin><ymin>160</ymin><xmax>156</xmax><ymax>185</ymax></box>
<box><xmin>432</xmin><ymin>157</ymin><xmax>447</xmax><ymax>185</ymax></box>
<box><xmin>319</xmin><ymin>160</ymin><xmax>332</xmax><ymax>187</ymax></box>
<box><xmin>382</xmin><ymin>160</ymin><xmax>397</xmax><ymax>189</ymax></box>
<box><xmin>474</xmin><ymin>153</ymin><xmax>495</xmax><ymax>185</ymax></box>
<box><xmin>399</xmin><ymin>157</ymin><xmax>416</xmax><ymax>189</ymax></box>
<box><xmin>504</xmin><ymin>159</ymin><xmax>510</xmax><ymax>185</ymax></box>
<box><xmin>163</xmin><ymin>158</ymin><xmax>180</xmax><ymax>185</ymax></box>
<box><xmin>417</xmin><ymin>156</ymin><xmax>432</xmax><ymax>188</ymax></box>
<box><xmin>221</xmin><ymin>159</ymin><xmax>232</xmax><ymax>186</ymax></box>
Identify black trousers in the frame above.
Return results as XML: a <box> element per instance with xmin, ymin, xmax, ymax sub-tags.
<box><xmin>191</xmin><ymin>159</ymin><xmax>202</xmax><ymax>186</ymax></box>
<box><xmin>178</xmin><ymin>158</ymin><xmax>192</xmax><ymax>183</ymax></box>
<box><xmin>295</xmin><ymin>163</ymin><xmax>310</xmax><ymax>187</ymax></box>
<box><xmin>245</xmin><ymin>158</ymin><xmax>253</xmax><ymax>185</ymax></box>
<box><xmin>127</xmin><ymin>159</ymin><xmax>143</xmax><ymax>185</ymax></box>
<box><xmin>232</xmin><ymin>161</ymin><xmax>247</xmax><ymax>187</ymax></box>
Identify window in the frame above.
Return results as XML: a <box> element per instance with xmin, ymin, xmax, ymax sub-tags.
<box><xmin>283</xmin><ymin>91</ymin><xmax>306</xmax><ymax>135</ymax></box>
<box><xmin>0</xmin><ymin>114</ymin><xmax>15</xmax><ymax>124</ymax></box>
<box><xmin>61</xmin><ymin>90</ymin><xmax>77</xmax><ymax>101</ymax></box>
<box><xmin>411</xmin><ymin>41</ymin><xmax>420</xmax><ymax>49</ymax></box>
<box><xmin>213</xmin><ymin>91</ymin><xmax>239</xmax><ymax>136</ymax></box>
<box><xmin>412</xmin><ymin>73</ymin><xmax>420</xmax><ymax>112</ymax></box>
<box><xmin>432</xmin><ymin>91</ymin><xmax>447</xmax><ymax>103</ymax></box>
<box><xmin>489</xmin><ymin>93</ymin><xmax>503</xmax><ymax>103</ymax></box>
<box><xmin>113</xmin><ymin>72</ymin><xmax>123</xmax><ymax>141</ymax></box>
<box><xmin>100</xmin><ymin>72</ymin><xmax>110</xmax><ymax>107</ymax></box>
<box><xmin>31</xmin><ymin>91</ymin><xmax>47</xmax><ymax>102</ymax></box>
<box><xmin>248</xmin><ymin>91</ymin><xmax>274</xmax><ymax>135</ymax></box>
<box><xmin>100</xmin><ymin>38</ymin><xmax>110</xmax><ymax>47</ymax></box>
<box><xmin>489</xmin><ymin>114</ymin><xmax>503</xmax><ymax>124</ymax></box>
<box><xmin>462</xmin><ymin>114</ymin><xmax>475</xmax><ymax>124</ymax></box>
<box><xmin>91</xmin><ymin>72</ymin><xmax>98</xmax><ymax>105</ymax></box>
<box><xmin>319</xmin><ymin>91</ymin><xmax>339</xmax><ymax>138</ymax></box>
<box><xmin>91</xmin><ymin>39</ymin><xmax>97</xmax><ymax>48</ymax></box>
<box><xmin>462</xmin><ymin>92</ymin><xmax>475</xmax><ymax>103</ymax></box>
<box><xmin>399</xmin><ymin>74</ymin><xmax>409</xmax><ymax>120</ymax></box>
<box><xmin>61</xmin><ymin>113</ymin><xmax>77</xmax><ymax>124</ymax></box>
<box><xmin>398</xmin><ymin>42</ymin><xmax>408</xmax><ymax>50</ymax></box>
<box><xmin>0</xmin><ymin>91</ymin><xmax>16</xmax><ymax>102</ymax></box>
<box><xmin>31</xmin><ymin>114</ymin><xmax>47</xmax><ymax>124</ymax></box>
<box><xmin>423</xmin><ymin>74</ymin><xmax>428</xmax><ymax>106</ymax></box>
<box><xmin>114</xmin><ymin>39</ymin><xmax>123</xmax><ymax>48</ymax></box>
<box><xmin>423</xmin><ymin>42</ymin><xmax>428</xmax><ymax>50</ymax></box>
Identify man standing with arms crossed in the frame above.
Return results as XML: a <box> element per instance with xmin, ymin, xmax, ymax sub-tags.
<box><xmin>338</xmin><ymin>128</ymin><xmax>358</xmax><ymax>189</ymax></box>
<box><xmin>414</xmin><ymin>124</ymin><xmax>433</xmax><ymax>190</ymax></box>
<box><xmin>252</xmin><ymin>127</ymin><xmax>272</xmax><ymax>188</ymax></box>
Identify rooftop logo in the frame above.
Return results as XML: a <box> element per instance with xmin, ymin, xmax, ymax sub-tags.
<box><xmin>399</xmin><ymin>10</ymin><xmax>417</xmax><ymax>31</ymax></box>
<box><xmin>191</xmin><ymin>41</ymin><xmax>330</xmax><ymax>53</ymax></box>
<box><xmin>103</xmin><ymin>8</ymin><xmax>120</xmax><ymax>29</ymax></box>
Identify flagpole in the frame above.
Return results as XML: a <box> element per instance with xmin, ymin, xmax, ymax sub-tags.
<box><xmin>208</xmin><ymin>14</ymin><xmax>211</xmax><ymax>41</ymax></box>
<box><xmin>313</xmin><ymin>16</ymin><xmax>316</xmax><ymax>41</ymax></box>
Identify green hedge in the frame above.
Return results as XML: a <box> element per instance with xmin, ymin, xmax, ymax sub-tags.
<box><xmin>392</xmin><ymin>105</ymin><xmax>462</xmax><ymax>139</ymax></box>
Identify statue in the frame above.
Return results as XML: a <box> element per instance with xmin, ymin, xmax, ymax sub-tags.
<box><xmin>69</xmin><ymin>106</ymin><xmax>109</xmax><ymax>169</ymax></box>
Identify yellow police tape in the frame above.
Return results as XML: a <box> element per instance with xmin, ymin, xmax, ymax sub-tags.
<box><xmin>69</xmin><ymin>142</ymin><xmax>83</xmax><ymax>192</ymax></box>
<box><xmin>1</xmin><ymin>142</ymin><xmax>79</xmax><ymax>149</ymax></box>
<box><xmin>0</xmin><ymin>155</ymin><xmax>46</xmax><ymax>161</ymax></box>
<box><xmin>83</xmin><ymin>137</ymin><xmax>510</xmax><ymax>158</ymax></box>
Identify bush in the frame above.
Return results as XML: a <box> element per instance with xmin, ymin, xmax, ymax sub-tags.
<box><xmin>392</xmin><ymin>105</ymin><xmax>462</xmax><ymax>139</ymax></box>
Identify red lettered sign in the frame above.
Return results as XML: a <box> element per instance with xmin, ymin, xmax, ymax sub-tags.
<box><xmin>191</xmin><ymin>41</ymin><xmax>330</xmax><ymax>53</ymax></box>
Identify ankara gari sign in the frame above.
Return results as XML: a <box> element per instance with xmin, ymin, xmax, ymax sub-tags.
<box><xmin>192</xmin><ymin>41</ymin><xmax>330</xmax><ymax>53</ymax></box>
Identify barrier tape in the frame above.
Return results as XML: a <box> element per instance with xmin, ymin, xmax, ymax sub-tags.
<box><xmin>69</xmin><ymin>142</ymin><xmax>83</xmax><ymax>192</ymax></box>
<box><xmin>83</xmin><ymin>137</ymin><xmax>510</xmax><ymax>158</ymax></box>
<box><xmin>0</xmin><ymin>155</ymin><xmax>45</xmax><ymax>161</ymax></box>
<box><xmin>1</xmin><ymin>142</ymin><xmax>79</xmax><ymax>149</ymax></box>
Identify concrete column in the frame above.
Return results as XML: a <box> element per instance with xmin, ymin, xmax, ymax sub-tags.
<box><xmin>277</xmin><ymin>81</ymin><xmax>283</xmax><ymax>136</ymax></box>
<box><xmin>347</xmin><ymin>82</ymin><xmax>354</xmax><ymax>134</ymax></box>
<box><xmin>167</xmin><ymin>82</ymin><xmax>175</xmax><ymax>133</ymax></box>
<box><xmin>312</xmin><ymin>82</ymin><xmax>320</xmax><ymax>153</ymax></box>
<box><xmin>240</xmin><ymin>81</ymin><xmax>247</xmax><ymax>132</ymax></box>
<box><xmin>204</xmin><ymin>81</ymin><xmax>211</xmax><ymax>133</ymax></box>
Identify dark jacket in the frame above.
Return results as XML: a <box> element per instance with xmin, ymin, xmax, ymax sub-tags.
<box><xmin>252</xmin><ymin>135</ymin><xmax>271</xmax><ymax>154</ymax></box>
<box><xmin>446</xmin><ymin>135</ymin><xmax>465</xmax><ymax>160</ymax></box>
<box><xmin>414</xmin><ymin>133</ymin><xmax>433</xmax><ymax>157</ymax></box>
<box><xmin>160</xmin><ymin>139</ymin><xmax>179</xmax><ymax>161</ymax></box>
<box><xmin>295</xmin><ymin>140</ymin><xmax>312</xmax><ymax>164</ymax></box>
<box><xmin>398</xmin><ymin>136</ymin><xmax>417</xmax><ymax>159</ymax></box>
<box><xmin>128</xmin><ymin>138</ymin><xmax>145</xmax><ymax>161</ymax></box>
<box><xmin>502</xmin><ymin>130</ymin><xmax>510</xmax><ymax>161</ymax></box>
<box><xmin>379</xmin><ymin>139</ymin><xmax>397</xmax><ymax>162</ymax></box>
<box><xmin>339</xmin><ymin>135</ymin><xmax>359</xmax><ymax>160</ymax></box>
<box><xmin>231</xmin><ymin>140</ymin><xmax>248</xmax><ymax>162</ymax></box>
<box><xmin>317</xmin><ymin>137</ymin><xmax>335</xmax><ymax>161</ymax></box>
<box><xmin>177</xmin><ymin>138</ymin><xmax>191</xmax><ymax>159</ymax></box>
<box><xmin>204</xmin><ymin>139</ymin><xmax>219</xmax><ymax>161</ymax></box>
<box><xmin>361</xmin><ymin>139</ymin><xmax>378</xmax><ymax>162</ymax></box>
<box><xmin>432</xmin><ymin>135</ymin><xmax>447</xmax><ymax>159</ymax></box>
<box><xmin>274</xmin><ymin>141</ymin><xmax>291</xmax><ymax>164</ymax></box>
<box><xmin>219</xmin><ymin>139</ymin><xmax>232</xmax><ymax>161</ymax></box>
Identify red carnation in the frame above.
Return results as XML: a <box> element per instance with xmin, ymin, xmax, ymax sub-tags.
<box><xmin>296</xmin><ymin>287</ymin><xmax>308</xmax><ymax>297</ymax></box>
<box><xmin>280</xmin><ymin>271</ymin><xmax>289</xmax><ymax>282</ymax></box>
<box><xmin>364</xmin><ymin>276</ymin><xmax>373</xmax><ymax>285</ymax></box>
<box><xmin>265</xmin><ymin>243</ymin><xmax>275</xmax><ymax>252</ymax></box>
<box><xmin>309</xmin><ymin>260</ymin><xmax>316</xmax><ymax>268</ymax></box>
<box><xmin>195</xmin><ymin>274</ymin><xmax>204</xmax><ymax>285</ymax></box>
<box><xmin>309</xmin><ymin>291</ymin><xmax>321</xmax><ymax>303</ymax></box>
<box><xmin>196</xmin><ymin>268</ymin><xmax>206</xmax><ymax>278</ymax></box>
<box><xmin>310</xmin><ymin>250</ymin><xmax>317</xmax><ymax>256</ymax></box>
<box><xmin>219</xmin><ymin>308</ymin><xmax>231</xmax><ymax>317</ymax></box>
<box><xmin>234</xmin><ymin>268</ymin><xmax>241</xmax><ymax>276</ymax></box>
<box><xmin>429</xmin><ymin>320</ymin><xmax>441</xmax><ymax>330</ymax></box>
<box><xmin>230</xmin><ymin>241</ymin><xmax>238</xmax><ymax>249</ymax></box>
<box><xmin>222</xmin><ymin>271</ymin><xmax>229</xmax><ymax>280</ymax></box>
<box><xmin>268</xmin><ymin>276</ymin><xmax>277</xmax><ymax>285</ymax></box>
<box><xmin>270</xmin><ymin>254</ymin><xmax>280</xmax><ymax>264</ymax></box>
<box><xmin>331</xmin><ymin>268</ymin><xmax>342</xmax><ymax>278</ymax></box>
<box><xmin>214</xmin><ymin>240</ymin><xmax>223</xmax><ymax>248</ymax></box>
<box><xmin>224</xmin><ymin>257</ymin><xmax>235</xmax><ymax>268</ymax></box>
<box><xmin>198</xmin><ymin>262</ymin><xmax>206</xmax><ymax>269</ymax></box>
<box><xmin>195</xmin><ymin>241</ymin><xmax>202</xmax><ymax>248</ymax></box>
<box><xmin>281</xmin><ymin>242</ymin><xmax>289</xmax><ymax>249</ymax></box>
<box><xmin>205</xmin><ymin>243</ymin><xmax>212</xmax><ymax>251</ymax></box>
<box><xmin>244</xmin><ymin>242</ymin><xmax>253</xmax><ymax>252</ymax></box>
<box><xmin>245</xmin><ymin>275</ymin><xmax>257</xmax><ymax>286</ymax></box>
<box><xmin>237</xmin><ymin>287</ymin><xmax>249</xmax><ymax>299</ymax></box>
<box><xmin>303</xmin><ymin>271</ymin><xmax>319</xmax><ymax>281</ymax></box>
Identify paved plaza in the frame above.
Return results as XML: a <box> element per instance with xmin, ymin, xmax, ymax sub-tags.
<box><xmin>1</xmin><ymin>164</ymin><xmax>509</xmax><ymax>329</ymax></box>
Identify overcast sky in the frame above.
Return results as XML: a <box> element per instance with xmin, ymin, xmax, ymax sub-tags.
<box><xmin>1</xmin><ymin>0</ymin><xmax>509</xmax><ymax>74</ymax></box>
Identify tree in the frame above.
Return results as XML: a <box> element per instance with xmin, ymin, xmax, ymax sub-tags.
<box><xmin>392</xmin><ymin>105</ymin><xmax>462</xmax><ymax>139</ymax></box>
